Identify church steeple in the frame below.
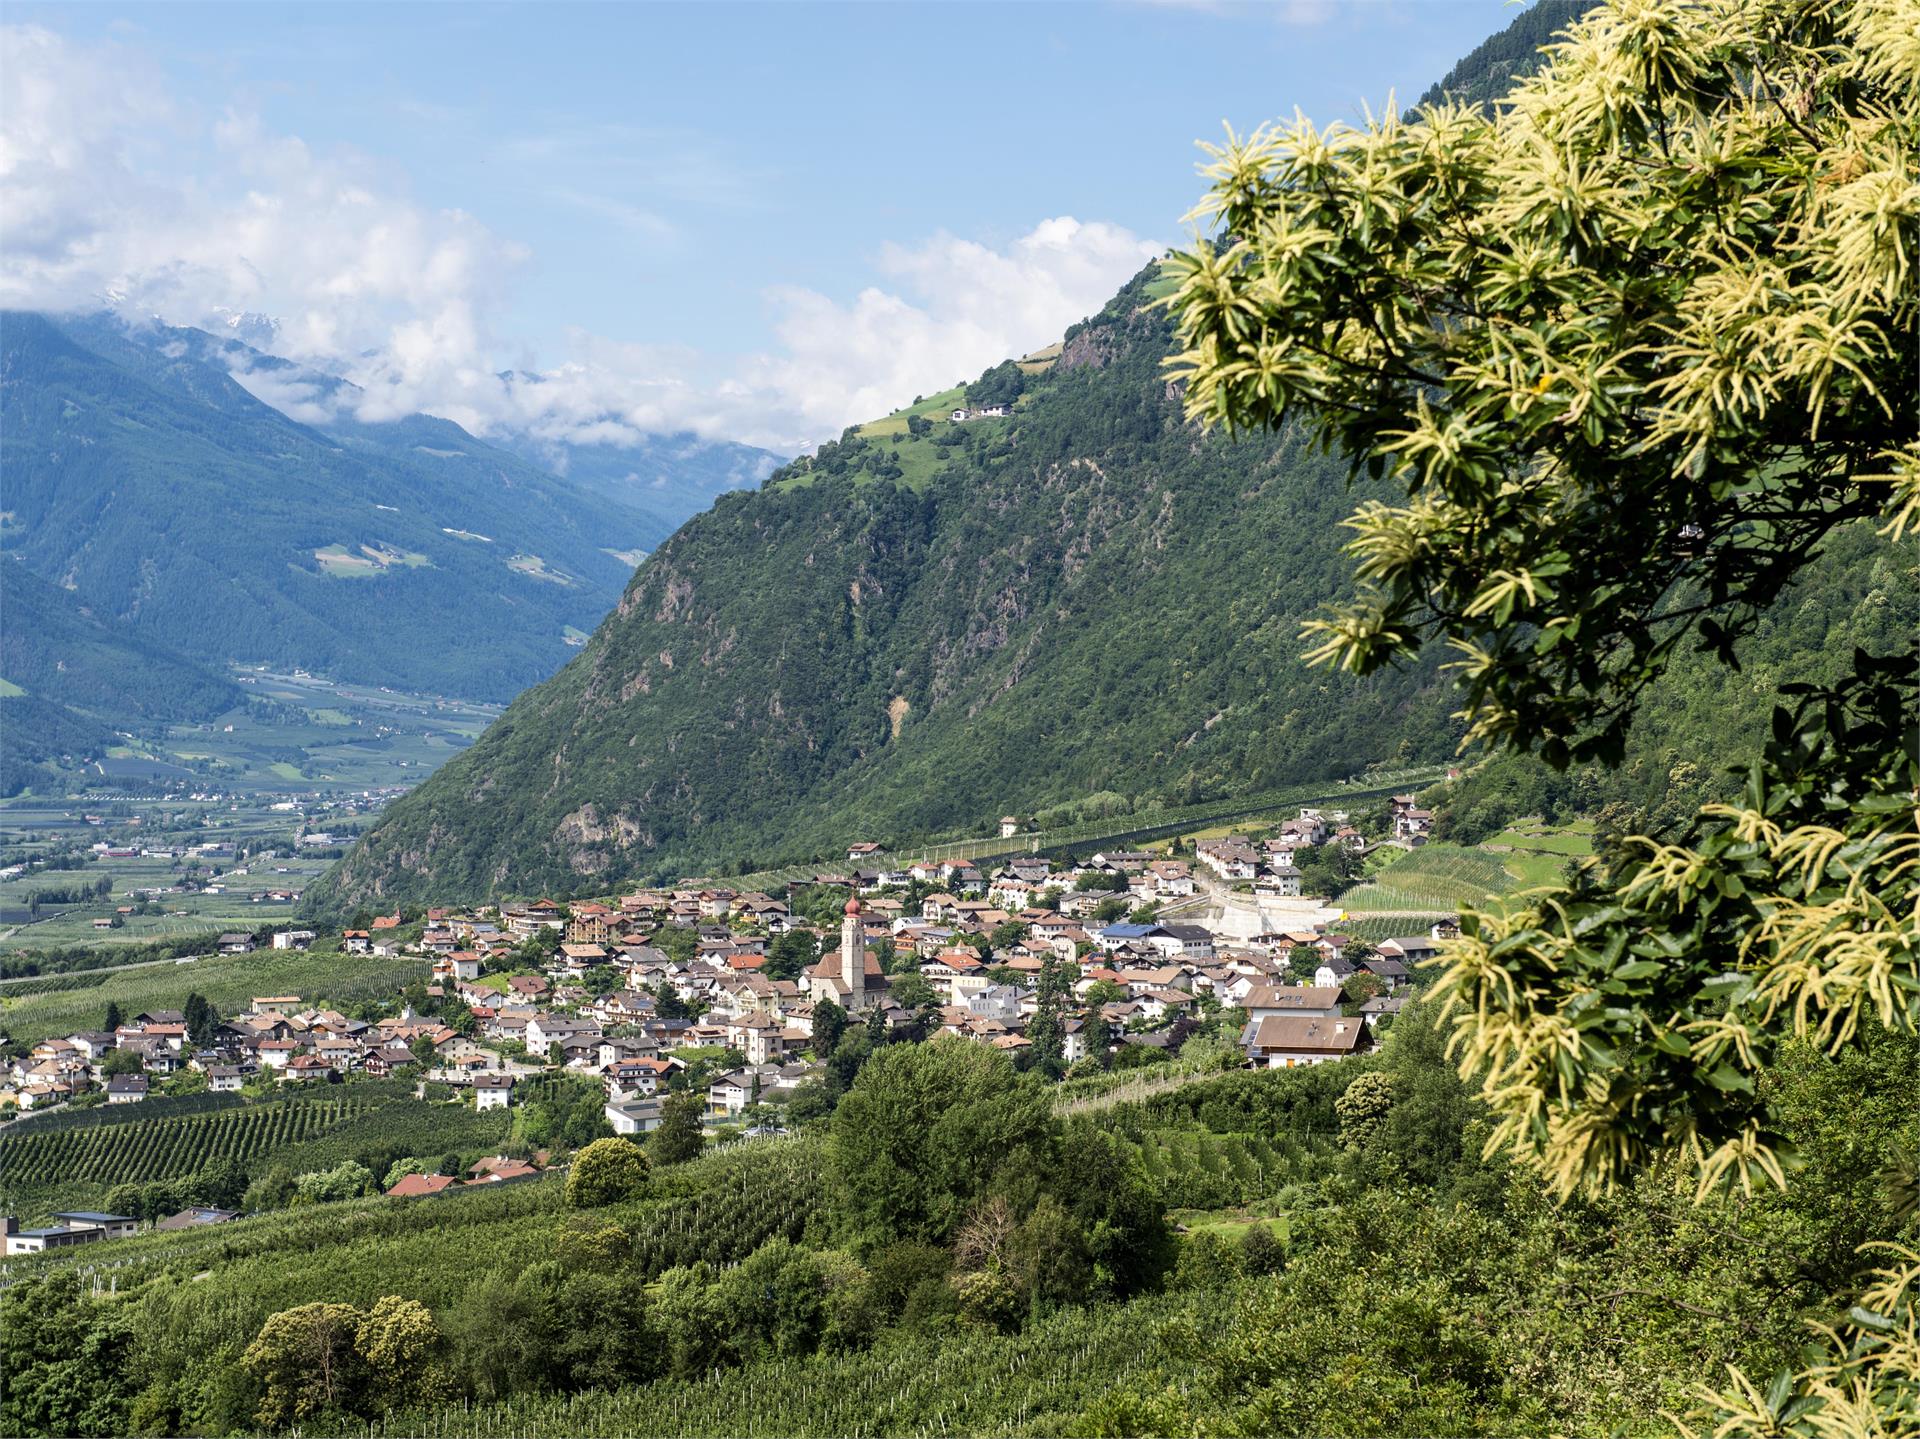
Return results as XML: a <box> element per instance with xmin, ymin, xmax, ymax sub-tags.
<box><xmin>840</xmin><ymin>897</ymin><xmax>867</xmax><ymax>1013</ymax></box>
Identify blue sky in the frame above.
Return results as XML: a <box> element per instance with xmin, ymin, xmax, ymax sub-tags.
<box><xmin>3</xmin><ymin>1</ymin><xmax>1520</xmax><ymax>448</ymax></box>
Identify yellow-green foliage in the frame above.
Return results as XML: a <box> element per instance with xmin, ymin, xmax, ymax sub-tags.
<box><xmin>1168</xmin><ymin>0</ymin><xmax>1919</xmax><ymax>1201</ymax></box>
<box><xmin>1167</xmin><ymin>0</ymin><xmax>1918</xmax><ymax>763</ymax></box>
<box><xmin>1166</xmin><ymin>0</ymin><xmax>1920</xmax><ymax>1426</ymax></box>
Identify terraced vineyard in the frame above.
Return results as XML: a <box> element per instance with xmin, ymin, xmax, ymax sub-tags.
<box><xmin>0</xmin><ymin>1095</ymin><xmax>379</xmax><ymax>1198</ymax></box>
<box><xmin>1125</xmin><ymin>1128</ymin><xmax>1317</xmax><ymax>1208</ymax></box>
<box><xmin>1336</xmin><ymin>844</ymin><xmax>1521</xmax><ymax>915</ymax></box>
<box><xmin>0</xmin><ymin>970</ymin><xmax>111</xmax><ymax>998</ymax></box>
<box><xmin>1329</xmin><ymin>914</ymin><xmax>1446</xmax><ymax>945</ymax></box>
<box><xmin>262</xmin><ymin>1095</ymin><xmax>512</xmax><ymax>1179</ymax></box>
<box><xmin>372</xmin><ymin>1286</ymin><xmax>1211</xmax><ymax>1439</ymax></box>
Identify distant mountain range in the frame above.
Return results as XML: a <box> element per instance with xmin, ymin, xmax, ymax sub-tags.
<box><xmin>499</xmin><ymin>431</ymin><xmax>785</xmax><ymax>533</ymax></box>
<box><xmin>0</xmin><ymin>312</ymin><xmax>775</xmax><ymax>720</ymax></box>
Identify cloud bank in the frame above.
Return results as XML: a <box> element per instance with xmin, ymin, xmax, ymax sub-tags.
<box><xmin>0</xmin><ymin>25</ymin><xmax>1161</xmax><ymax>451</ymax></box>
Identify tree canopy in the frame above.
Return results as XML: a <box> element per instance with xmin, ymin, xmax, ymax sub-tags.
<box><xmin>1168</xmin><ymin>0</ymin><xmax>1917</xmax><ymax>1205</ymax></box>
<box><xmin>1167</xmin><ymin>0</ymin><xmax>1918</xmax><ymax>1425</ymax></box>
<box><xmin>829</xmin><ymin>1038</ymin><xmax>1052</xmax><ymax>1247</ymax></box>
<box><xmin>565</xmin><ymin>1138</ymin><xmax>650</xmax><ymax>1209</ymax></box>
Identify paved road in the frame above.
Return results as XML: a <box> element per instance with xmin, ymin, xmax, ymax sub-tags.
<box><xmin>0</xmin><ymin>951</ymin><xmax>211</xmax><ymax>988</ymax></box>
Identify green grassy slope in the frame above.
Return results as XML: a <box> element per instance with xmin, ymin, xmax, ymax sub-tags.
<box><xmin>0</xmin><ymin>949</ymin><xmax>430</xmax><ymax>1047</ymax></box>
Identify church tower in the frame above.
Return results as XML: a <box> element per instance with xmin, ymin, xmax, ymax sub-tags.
<box><xmin>840</xmin><ymin>897</ymin><xmax>867</xmax><ymax>1013</ymax></box>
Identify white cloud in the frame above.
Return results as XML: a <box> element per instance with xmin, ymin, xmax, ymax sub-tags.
<box><xmin>0</xmin><ymin>23</ymin><xmax>1162</xmax><ymax>454</ymax></box>
<box><xmin>747</xmin><ymin>217</ymin><xmax>1162</xmax><ymax>444</ymax></box>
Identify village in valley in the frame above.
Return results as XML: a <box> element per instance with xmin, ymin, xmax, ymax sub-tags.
<box><xmin>0</xmin><ymin>790</ymin><xmax>1459</xmax><ymax>1250</ymax></box>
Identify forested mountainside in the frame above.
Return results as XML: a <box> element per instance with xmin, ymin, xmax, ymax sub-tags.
<box><xmin>0</xmin><ymin>561</ymin><xmax>244</xmax><ymax>789</ymax></box>
<box><xmin>312</xmin><ymin>264</ymin><xmax>1464</xmax><ymax>908</ymax></box>
<box><xmin>1428</xmin><ymin>521</ymin><xmax>1916</xmax><ymax>844</ymax></box>
<box><xmin>1414</xmin><ymin>0</ymin><xmax>1597</xmax><ymax>111</ymax></box>
<box><xmin>0</xmin><ymin>313</ymin><xmax>661</xmax><ymax>701</ymax></box>
<box><xmin>1</xmin><ymin>562</ymin><xmax>241</xmax><ymax>723</ymax></box>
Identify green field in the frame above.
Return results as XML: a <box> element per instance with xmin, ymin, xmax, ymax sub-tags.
<box><xmin>3</xmin><ymin>668</ymin><xmax>498</xmax><ymax>803</ymax></box>
<box><xmin>507</xmin><ymin>553</ymin><xmax>575</xmax><ymax>585</ymax></box>
<box><xmin>855</xmin><ymin>385</ymin><xmax>967</xmax><ymax>439</ymax></box>
<box><xmin>0</xmin><ymin>949</ymin><xmax>431</xmax><ymax>1046</ymax></box>
<box><xmin>1140</xmin><ymin>256</ymin><xmax>1181</xmax><ymax>303</ymax></box>
<box><xmin>1338</xmin><ymin>843</ymin><xmax>1523</xmax><ymax>915</ymax></box>
<box><xmin>0</xmin><ymin>851</ymin><xmax>334</xmax><ymax>952</ymax></box>
<box><xmin>854</xmin><ymin>388</ymin><xmax>973</xmax><ymax>490</ymax></box>
<box><xmin>1487</xmin><ymin>818</ymin><xmax>1595</xmax><ymax>856</ymax></box>
<box><xmin>313</xmin><ymin>542</ymin><xmax>433</xmax><ymax>579</ymax></box>
<box><xmin>1016</xmin><ymin>340</ymin><xmax>1064</xmax><ymax>374</ymax></box>
<box><xmin>1167</xmin><ymin>1202</ymin><xmax>1292</xmax><ymax>1245</ymax></box>
<box><xmin>778</xmin><ymin>386</ymin><xmax>983</xmax><ymax>493</ymax></box>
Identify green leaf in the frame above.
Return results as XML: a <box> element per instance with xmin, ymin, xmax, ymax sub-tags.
<box><xmin>1698</xmin><ymin>974</ymin><xmax>1755</xmax><ymax>1005</ymax></box>
<box><xmin>1703</xmin><ymin>1064</ymin><xmax>1754</xmax><ymax>1095</ymax></box>
<box><xmin>1764</xmin><ymin>1368</ymin><xmax>1793</xmax><ymax>1416</ymax></box>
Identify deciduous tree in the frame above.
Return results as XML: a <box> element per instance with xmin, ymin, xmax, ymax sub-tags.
<box><xmin>565</xmin><ymin>1136</ymin><xmax>650</xmax><ymax>1208</ymax></box>
<box><xmin>1166</xmin><ymin>0</ymin><xmax>1920</xmax><ymax>1422</ymax></box>
<box><xmin>650</xmin><ymin>1090</ymin><xmax>706</xmax><ymax>1165</ymax></box>
<box><xmin>243</xmin><ymin>1302</ymin><xmax>363</xmax><ymax>1429</ymax></box>
<box><xmin>1167</xmin><ymin>0</ymin><xmax>1918</xmax><ymax>1207</ymax></box>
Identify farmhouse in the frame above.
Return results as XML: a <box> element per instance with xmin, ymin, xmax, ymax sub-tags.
<box><xmin>2</xmin><ymin>1212</ymin><xmax>137</xmax><ymax>1254</ymax></box>
<box><xmin>386</xmin><ymin>1173</ymin><xmax>458</xmax><ymax>1198</ymax></box>
<box><xmin>1242</xmin><ymin>1015</ymin><xmax>1369</xmax><ymax>1068</ymax></box>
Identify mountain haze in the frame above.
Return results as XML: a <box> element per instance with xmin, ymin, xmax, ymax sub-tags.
<box><xmin>499</xmin><ymin>431</ymin><xmax>787</xmax><ymax>535</ymax></box>
<box><xmin>0</xmin><ymin>561</ymin><xmax>247</xmax><ymax>792</ymax></box>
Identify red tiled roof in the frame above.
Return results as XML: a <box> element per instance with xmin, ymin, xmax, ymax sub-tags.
<box><xmin>386</xmin><ymin>1173</ymin><xmax>456</xmax><ymax>1198</ymax></box>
